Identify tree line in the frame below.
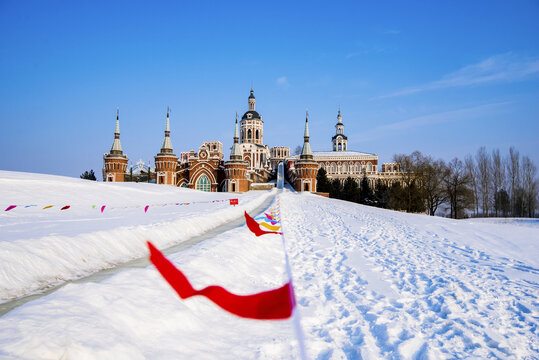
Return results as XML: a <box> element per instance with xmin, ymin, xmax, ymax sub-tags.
<box><xmin>316</xmin><ymin>146</ymin><xmax>538</xmax><ymax>219</ymax></box>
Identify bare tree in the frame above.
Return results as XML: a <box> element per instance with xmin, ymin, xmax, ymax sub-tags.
<box><xmin>444</xmin><ymin>158</ymin><xmax>473</xmax><ymax>219</ymax></box>
<box><xmin>491</xmin><ymin>148</ymin><xmax>505</xmax><ymax>216</ymax></box>
<box><xmin>294</xmin><ymin>146</ymin><xmax>302</xmax><ymax>155</ymax></box>
<box><xmin>464</xmin><ymin>155</ymin><xmax>479</xmax><ymax>217</ymax></box>
<box><xmin>476</xmin><ymin>147</ymin><xmax>492</xmax><ymax>216</ymax></box>
<box><xmin>421</xmin><ymin>157</ymin><xmax>447</xmax><ymax>216</ymax></box>
<box><xmin>521</xmin><ymin>156</ymin><xmax>538</xmax><ymax>217</ymax></box>
<box><xmin>393</xmin><ymin>151</ymin><xmax>425</xmax><ymax>213</ymax></box>
<box><xmin>507</xmin><ymin>147</ymin><xmax>521</xmax><ymax>216</ymax></box>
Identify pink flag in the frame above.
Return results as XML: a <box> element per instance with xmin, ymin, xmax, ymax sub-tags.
<box><xmin>144</xmin><ymin>205</ymin><xmax>149</xmax><ymax>213</ymax></box>
<box><xmin>5</xmin><ymin>205</ymin><xmax>16</xmax><ymax>212</ymax></box>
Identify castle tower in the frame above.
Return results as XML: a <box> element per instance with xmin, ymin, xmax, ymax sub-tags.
<box><xmin>224</xmin><ymin>114</ymin><xmax>249</xmax><ymax>192</ymax></box>
<box><xmin>103</xmin><ymin>109</ymin><xmax>128</xmax><ymax>182</ymax></box>
<box><xmin>332</xmin><ymin>108</ymin><xmax>348</xmax><ymax>151</ymax></box>
<box><xmin>154</xmin><ymin>107</ymin><xmax>179</xmax><ymax>185</ymax></box>
<box><xmin>294</xmin><ymin>111</ymin><xmax>319</xmax><ymax>192</ymax></box>
<box><xmin>240</xmin><ymin>88</ymin><xmax>264</xmax><ymax>145</ymax></box>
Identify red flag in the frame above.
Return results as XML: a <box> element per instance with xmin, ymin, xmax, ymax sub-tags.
<box><xmin>147</xmin><ymin>242</ymin><xmax>294</xmax><ymax>320</ymax></box>
<box><xmin>229</xmin><ymin>198</ymin><xmax>239</xmax><ymax>206</ymax></box>
<box><xmin>61</xmin><ymin>205</ymin><xmax>70</xmax><ymax>210</ymax></box>
<box><xmin>244</xmin><ymin>211</ymin><xmax>282</xmax><ymax>236</ymax></box>
<box><xmin>144</xmin><ymin>205</ymin><xmax>149</xmax><ymax>213</ymax></box>
<box><xmin>5</xmin><ymin>205</ymin><xmax>16</xmax><ymax>211</ymax></box>
<box><xmin>101</xmin><ymin>205</ymin><xmax>106</xmax><ymax>213</ymax></box>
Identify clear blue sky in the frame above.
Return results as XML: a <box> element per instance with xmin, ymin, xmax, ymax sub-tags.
<box><xmin>1</xmin><ymin>0</ymin><xmax>538</xmax><ymax>178</ymax></box>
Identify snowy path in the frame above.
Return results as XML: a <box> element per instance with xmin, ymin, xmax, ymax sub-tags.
<box><xmin>282</xmin><ymin>192</ymin><xmax>538</xmax><ymax>359</ymax></box>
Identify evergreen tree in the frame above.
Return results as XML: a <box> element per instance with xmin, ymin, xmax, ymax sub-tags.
<box><xmin>374</xmin><ymin>180</ymin><xmax>390</xmax><ymax>208</ymax></box>
<box><xmin>359</xmin><ymin>176</ymin><xmax>374</xmax><ymax>205</ymax></box>
<box><xmin>389</xmin><ymin>182</ymin><xmax>406</xmax><ymax>210</ymax></box>
<box><xmin>330</xmin><ymin>178</ymin><xmax>343</xmax><ymax>199</ymax></box>
<box><xmin>80</xmin><ymin>169</ymin><xmax>97</xmax><ymax>181</ymax></box>
<box><xmin>316</xmin><ymin>168</ymin><xmax>332</xmax><ymax>193</ymax></box>
<box><xmin>342</xmin><ymin>177</ymin><xmax>360</xmax><ymax>203</ymax></box>
<box><xmin>495</xmin><ymin>189</ymin><xmax>510</xmax><ymax>217</ymax></box>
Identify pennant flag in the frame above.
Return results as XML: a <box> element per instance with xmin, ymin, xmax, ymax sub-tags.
<box><xmin>147</xmin><ymin>242</ymin><xmax>294</xmax><ymax>320</ymax></box>
<box><xmin>60</xmin><ymin>205</ymin><xmax>70</xmax><ymax>210</ymax></box>
<box><xmin>265</xmin><ymin>213</ymin><xmax>275</xmax><ymax>220</ymax></box>
<box><xmin>259</xmin><ymin>222</ymin><xmax>281</xmax><ymax>231</ymax></box>
<box><xmin>43</xmin><ymin>205</ymin><xmax>53</xmax><ymax>210</ymax></box>
<box><xmin>5</xmin><ymin>205</ymin><xmax>16</xmax><ymax>212</ymax></box>
<box><xmin>101</xmin><ymin>205</ymin><xmax>106</xmax><ymax>213</ymax></box>
<box><xmin>144</xmin><ymin>205</ymin><xmax>150</xmax><ymax>213</ymax></box>
<box><xmin>245</xmin><ymin>211</ymin><xmax>282</xmax><ymax>236</ymax></box>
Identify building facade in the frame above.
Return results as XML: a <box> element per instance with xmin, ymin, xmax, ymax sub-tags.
<box><xmin>102</xmin><ymin>89</ymin><xmax>400</xmax><ymax>192</ymax></box>
<box><xmin>287</xmin><ymin>110</ymin><xmax>402</xmax><ymax>191</ymax></box>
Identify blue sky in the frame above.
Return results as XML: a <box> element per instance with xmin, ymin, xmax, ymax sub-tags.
<box><xmin>1</xmin><ymin>0</ymin><xmax>538</xmax><ymax>178</ymax></box>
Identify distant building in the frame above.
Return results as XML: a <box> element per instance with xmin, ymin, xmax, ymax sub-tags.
<box><xmin>286</xmin><ymin>110</ymin><xmax>402</xmax><ymax>190</ymax></box>
<box><xmin>102</xmin><ymin>89</ymin><xmax>401</xmax><ymax>192</ymax></box>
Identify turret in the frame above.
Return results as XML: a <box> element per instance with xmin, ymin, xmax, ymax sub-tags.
<box><xmin>332</xmin><ymin>108</ymin><xmax>348</xmax><ymax>151</ymax></box>
<box><xmin>224</xmin><ymin>113</ymin><xmax>249</xmax><ymax>192</ymax></box>
<box><xmin>248</xmin><ymin>88</ymin><xmax>256</xmax><ymax>111</ymax></box>
<box><xmin>154</xmin><ymin>107</ymin><xmax>178</xmax><ymax>185</ymax></box>
<box><xmin>103</xmin><ymin>108</ymin><xmax>128</xmax><ymax>182</ymax></box>
<box><xmin>294</xmin><ymin>110</ymin><xmax>318</xmax><ymax>192</ymax></box>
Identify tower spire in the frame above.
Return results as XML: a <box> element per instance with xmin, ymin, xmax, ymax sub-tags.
<box><xmin>110</xmin><ymin>108</ymin><xmax>123</xmax><ymax>154</ymax></box>
<box><xmin>230</xmin><ymin>113</ymin><xmax>243</xmax><ymax>161</ymax></box>
<box><xmin>248</xmin><ymin>87</ymin><xmax>256</xmax><ymax>111</ymax></box>
<box><xmin>160</xmin><ymin>106</ymin><xmax>173</xmax><ymax>153</ymax></box>
<box><xmin>300</xmin><ymin>110</ymin><xmax>313</xmax><ymax>159</ymax></box>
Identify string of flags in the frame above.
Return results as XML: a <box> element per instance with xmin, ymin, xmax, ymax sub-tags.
<box><xmin>147</xmin><ymin>194</ymin><xmax>308</xmax><ymax>359</ymax></box>
<box><xmin>3</xmin><ymin>199</ymin><xmax>239</xmax><ymax>213</ymax></box>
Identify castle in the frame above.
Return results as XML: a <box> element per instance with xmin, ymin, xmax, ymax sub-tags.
<box><xmin>103</xmin><ymin>89</ymin><xmax>401</xmax><ymax>192</ymax></box>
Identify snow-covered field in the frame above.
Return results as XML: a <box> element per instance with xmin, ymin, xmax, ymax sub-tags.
<box><xmin>0</xmin><ymin>171</ymin><xmax>274</xmax><ymax>300</ymax></box>
<box><xmin>0</xmin><ymin>171</ymin><xmax>538</xmax><ymax>359</ymax></box>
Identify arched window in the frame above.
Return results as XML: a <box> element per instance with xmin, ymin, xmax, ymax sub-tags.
<box><xmin>248</xmin><ymin>129</ymin><xmax>252</xmax><ymax>139</ymax></box>
<box><xmin>343</xmin><ymin>163</ymin><xmax>348</xmax><ymax>172</ymax></box>
<box><xmin>355</xmin><ymin>164</ymin><xmax>359</xmax><ymax>173</ymax></box>
<box><xmin>196</xmin><ymin>174</ymin><xmax>211</xmax><ymax>192</ymax></box>
<box><xmin>343</xmin><ymin>144</ymin><xmax>346</xmax><ymax>151</ymax></box>
<box><xmin>338</xmin><ymin>143</ymin><xmax>342</xmax><ymax>151</ymax></box>
<box><xmin>332</xmin><ymin>164</ymin><xmax>336</xmax><ymax>173</ymax></box>
<box><xmin>367</xmin><ymin>163</ymin><xmax>372</xmax><ymax>172</ymax></box>
<box><xmin>255</xmin><ymin>129</ymin><xmax>259</xmax><ymax>140</ymax></box>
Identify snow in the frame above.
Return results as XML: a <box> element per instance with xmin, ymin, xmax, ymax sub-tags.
<box><xmin>0</xmin><ymin>171</ymin><xmax>538</xmax><ymax>359</ymax></box>
<box><xmin>0</xmin><ymin>170</ymin><xmax>275</xmax><ymax>300</ymax></box>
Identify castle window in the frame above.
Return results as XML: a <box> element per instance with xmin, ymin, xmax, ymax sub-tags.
<box><xmin>367</xmin><ymin>163</ymin><xmax>372</xmax><ymax>172</ymax></box>
<box><xmin>338</xmin><ymin>143</ymin><xmax>342</xmax><ymax>151</ymax></box>
<box><xmin>343</xmin><ymin>163</ymin><xmax>348</xmax><ymax>172</ymax></box>
<box><xmin>332</xmin><ymin>164</ymin><xmax>336</xmax><ymax>173</ymax></box>
<box><xmin>355</xmin><ymin>164</ymin><xmax>359</xmax><ymax>173</ymax></box>
<box><xmin>256</xmin><ymin>129</ymin><xmax>259</xmax><ymax>140</ymax></box>
<box><xmin>196</xmin><ymin>174</ymin><xmax>211</xmax><ymax>192</ymax></box>
<box><xmin>248</xmin><ymin>129</ymin><xmax>252</xmax><ymax>139</ymax></box>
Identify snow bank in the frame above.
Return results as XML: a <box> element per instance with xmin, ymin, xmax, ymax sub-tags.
<box><xmin>0</xmin><ymin>171</ymin><xmax>274</xmax><ymax>300</ymax></box>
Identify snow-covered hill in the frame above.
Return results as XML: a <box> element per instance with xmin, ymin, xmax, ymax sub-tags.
<box><xmin>0</xmin><ymin>171</ymin><xmax>537</xmax><ymax>359</ymax></box>
<box><xmin>0</xmin><ymin>171</ymin><xmax>274</xmax><ymax>300</ymax></box>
